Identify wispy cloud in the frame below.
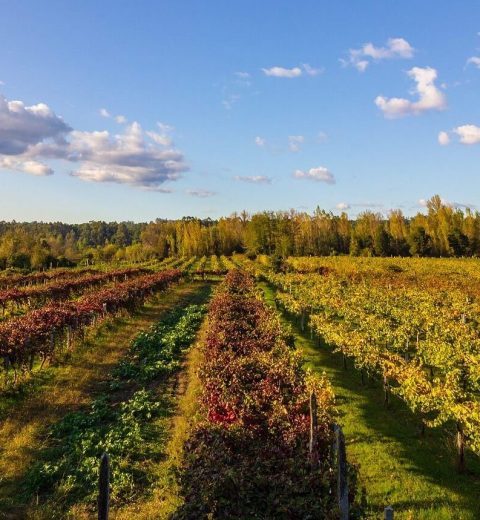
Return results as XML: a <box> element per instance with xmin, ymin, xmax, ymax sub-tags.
<box><xmin>186</xmin><ymin>189</ymin><xmax>216</xmax><ymax>198</ymax></box>
<box><xmin>419</xmin><ymin>197</ymin><xmax>475</xmax><ymax>210</ymax></box>
<box><xmin>467</xmin><ymin>56</ymin><xmax>480</xmax><ymax>69</ymax></box>
<box><xmin>317</xmin><ymin>131</ymin><xmax>328</xmax><ymax>143</ymax></box>
<box><xmin>288</xmin><ymin>135</ymin><xmax>304</xmax><ymax>152</ymax></box>
<box><xmin>255</xmin><ymin>136</ymin><xmax>266</xmax><ymax>147</ymax></box>
<box><xmin>341</xmin><ymin>37</ymin><xmax>414</xmax><ymax>72</ymax></box>
<box><xmin>293</xmin><ymin>166</ymin><xmax>335</xmax><ymax>184</ymax></box>
<box><xmin>222</xmin><ymin>93</ymin><xmax>241</xmax><ymax>110</ymax></box>
<box><xmin>100</xmin><ymin>107</ymin><xmax>128</xmax><ymax>124</ymax></box>
<box><xmin>262</xmin><ymin>63</ymin><xmax>323</xmax><ymax>78</ymax></box>
<box><xmin>302</xmin><ymin>63</ymin><xmax>324</xmax><ymax>76</ymax></box>
<box><xmin>438</xmin><ymin>131</ymin><xmax>450</xmax><ymax>145</ymax></box>
<box><xmin>375</xmin><ymin>67</ymin><xmax>446</xmax><ymax>118</ymax></box>
<box><xmin>262</xmin><ymin>66</ymin><xmax>302</xmax><ymax>78</ymax></box>
<box><xmin>336</xmin><ymin>202</ymin><xmax>383</xmax><ymax>210</ymax></box>
<box><xmin>234</xmin><ymin>175</ymin><xmax>272</xmax><ymax>184</ymax></box>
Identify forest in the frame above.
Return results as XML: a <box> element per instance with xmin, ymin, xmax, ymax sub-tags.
<box><xmin>0</xmin><ymin>195</ymin><xmax>479</xmax><ymax>270</ymax></box>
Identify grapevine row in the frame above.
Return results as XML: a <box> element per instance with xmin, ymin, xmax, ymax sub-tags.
<box><xmin>0</xmin><ymin>267</ymin><xmax>151</xmax><ymax>315</ymax></box>
<box><xmin>175</xmin><ymin>270</ymin><xmax>339</xmax><ymax>518</ymax></box>
<box><xmin>261</xmin><ymin>264</ymin><xmax>480</xmax><ymax>470</ymax></box>
<box><xmin>0</xmin><ymin>269</ymin><xmax>183</xmax><ymax>383</ymax></box>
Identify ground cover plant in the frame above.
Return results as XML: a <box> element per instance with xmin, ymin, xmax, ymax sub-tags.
<box><xmin>23</xmin><ymin>301</ymin><xmax>207</xmax><ymax>514</ymax></box>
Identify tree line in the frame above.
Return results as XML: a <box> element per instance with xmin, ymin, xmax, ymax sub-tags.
<box><xmin>1</xmin><ymin>196</ymin><xmax>479</xmax><ymax>269</ymax></box>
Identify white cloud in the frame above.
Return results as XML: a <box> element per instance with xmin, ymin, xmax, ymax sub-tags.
<box><xmin>68</xmin><ymin>122</ymin><xmax>187</xmax><ymax>189</ymax></box>
<box><xmin>453</xmin><ymin>124</ymin><xmax>480</xmax><ymax>144</ymax></box>
<box><xmin>186</xmin><ymin>189</ymin><xmax>216</xmax><ymax>198</ymax></box>
<box><xmin>375</xmin><ymin>67</ymin><xmax>446</xmax><ymax>118</ymax></box>
<box><xmin>146</xmin><ymin>122</ymin><xmax>173</xmax><ymax>147</ymax></box>
<box><xmin>438</xmin><ymin>131</ymin><xmax>450</xmax><ymax>145</ymax></box>
<box><xmin>0</xmin><ymin>93</ymin><xmax>188</xmax><ymax>189</ymax></box>
<box><xmin>293</xmin><ymin>166</ymin><xmax>335</xmax><ymax>184</ymax></box>
<box><xmin>146</xmin><ymin>131</ymin><xmax>172</xmax><ymax>147</ymax></box>
<box><xmin>342</xmin><ymin>37</ymin><xmax>414</xmax><ymax>71</ymax></box>
<box><xmin>255</xmin><ymin>136</ymin><xmax>266</xmax><ymax>147</ymax></box>
<box><xmin>302</xmin><ymin>63</ymin><xmax>324</xmax><ymax>76</ymax></box>
<box><xmin>288</xmin><ymin>135</ymin><xmax>304</xmax><ymax>152</ymax></box>
<box><xmin>262</xmin><ymin>64</ymin><xmax>323</xmax><ymax>78</ymax></box>
<box><xmin>0</xmin><ymin>157</ymin><xmax>53</xmax><ymax>176</ymax></box>
<box><xmin>100</xmin><ymin>108</ymin><xmax>128</xmax><ymax>124</ymax></box>
<box><xmin>234</xmin><ymin>175</ymin><xmax>272</xmax><ymax>184</ymax></box>
<box><xmin>0</xmin><ymin>95</ymin><xmax>71</xmax><ymax>155</ymax></box>
<box><xmin>467</xmin><ymin>56</ymin><xmax>480</xmax><ymax>69</ymax></box>
<box><xmin>336</xmin><ymin>202</ymin><xmax>350</xmax><ymax>210</ymax></box>
<box><xmin>262</xmin><ymin>66</ymin><xmax>302</xmax><ymax>78</ymax></box>
<box><xmin>235</xmin><ymin>71</ymin><xmax>250</xmax><ymax>79</ymax></box>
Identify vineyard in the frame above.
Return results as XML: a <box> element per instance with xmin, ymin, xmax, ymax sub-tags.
<box><xmin>0</xmin><ymin>256</ymin><xmax>478</xmax><ymax>518</ymax></box>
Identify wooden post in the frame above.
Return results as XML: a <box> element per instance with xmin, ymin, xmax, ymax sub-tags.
<box><xmin>309</xmin><ymin>392</ymin><xmax>318</xmax><ymax>465</ymax></box>
<box><xmin>333</xmin><ymin>424</ymin><xmax>349</xmax><ymax>520</ymax></box>
<box><xmin>98</xmin><ymin>452</ymin><xmax>110</xmax><ymax>520</ymax></box>
<box><xmin>66</xmin><ymin>326</ymin><xmax>72</xmax><ymax>351</ymax></box>
<box><xmin>383</xmin><ymin>376</ymin><xmax>389</xmax><ymax>408</ymax></box>
<box><xmin>384</xmin><ymin>506</ymin><xmax>394</xmax><ymax>520</ymax></box>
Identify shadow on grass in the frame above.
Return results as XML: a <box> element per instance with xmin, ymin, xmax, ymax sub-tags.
<box><xmin>260</xmin><ymin>282</ymin><xmax>480</xmax><ymax>520</ymax></box>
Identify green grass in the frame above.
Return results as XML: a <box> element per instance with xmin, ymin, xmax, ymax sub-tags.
<box><xmin>0</xmin><ymin>281</ymin><xmax>212</xmax><ymax>519</ymax></box>
<box><xmin>260</xmin><ymin>282</ymin><xmax>480</xmax><ymax>520</ymax></box>
<box><xmin>24</xmin><ymin>290</ymin><xmax>212</xmax><ymax>519</ymax></box>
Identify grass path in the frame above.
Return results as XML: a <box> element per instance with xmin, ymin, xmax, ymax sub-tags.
<box><xmin>0</xmin><ymin>281</ymin><xmax>209</xmax><ymax>519</ymax></box>
<box><xmin>110</xmin><ymin>318</ymin><xmax>207</xmax><ymax>519</ymax></box>
<box><xmin>260</xmin><ymin>282</ymin><xmax>480</xmax><ymax>520</ymax></box>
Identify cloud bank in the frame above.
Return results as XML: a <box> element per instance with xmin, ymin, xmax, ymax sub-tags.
<box><xmin>0</xmin><ymin>93</ymin><xmax>188</xmax><ymax>189</ymax></box>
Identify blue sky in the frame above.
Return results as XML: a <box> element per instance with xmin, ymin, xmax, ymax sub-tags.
<box><xmin>0</xmin><ymin>0</ymin><xmax>479</xmax><ymax>222</ymax></box>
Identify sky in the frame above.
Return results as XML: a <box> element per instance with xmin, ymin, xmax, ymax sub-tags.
<box><xmin>0</xmin><ymin>0</ymin><xmax>479</xmax><ymax>223</ymax></box>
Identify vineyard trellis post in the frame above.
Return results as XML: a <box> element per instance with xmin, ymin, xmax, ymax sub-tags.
<box><xmin>98</xmin><ymin>452</ymin><xmax>110</xmax><ymax>520</ymax></box>
<box><xmin>384</xmin><ymin>505</ymin><xmax>394</xmax><ymax>519</ymax></box>
<box><xmin>333</xmin><ymin>424</ymin><xmax>349</xmax><ymax>520</ymax></box>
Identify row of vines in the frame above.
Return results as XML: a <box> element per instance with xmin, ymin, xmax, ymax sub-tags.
<box><xmin>175</xmin><ymin>270</ymin><xmax>344</xmax><ymax>518</ymax></box>
<box><xmin>0</xmin><ymin>269</ymin><xmax>183</xmax><ymax>384</ymax></box>
<box><xmin>253</xmin><ymin>257</ymin><xmax>480</xmax><ymax>471</ymax></box>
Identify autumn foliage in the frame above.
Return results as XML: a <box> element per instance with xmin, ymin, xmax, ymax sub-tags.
<box><xmin>176</xmin><ymin>270</ymin><xmax>337</xmax><ymax>518</ymax></box>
